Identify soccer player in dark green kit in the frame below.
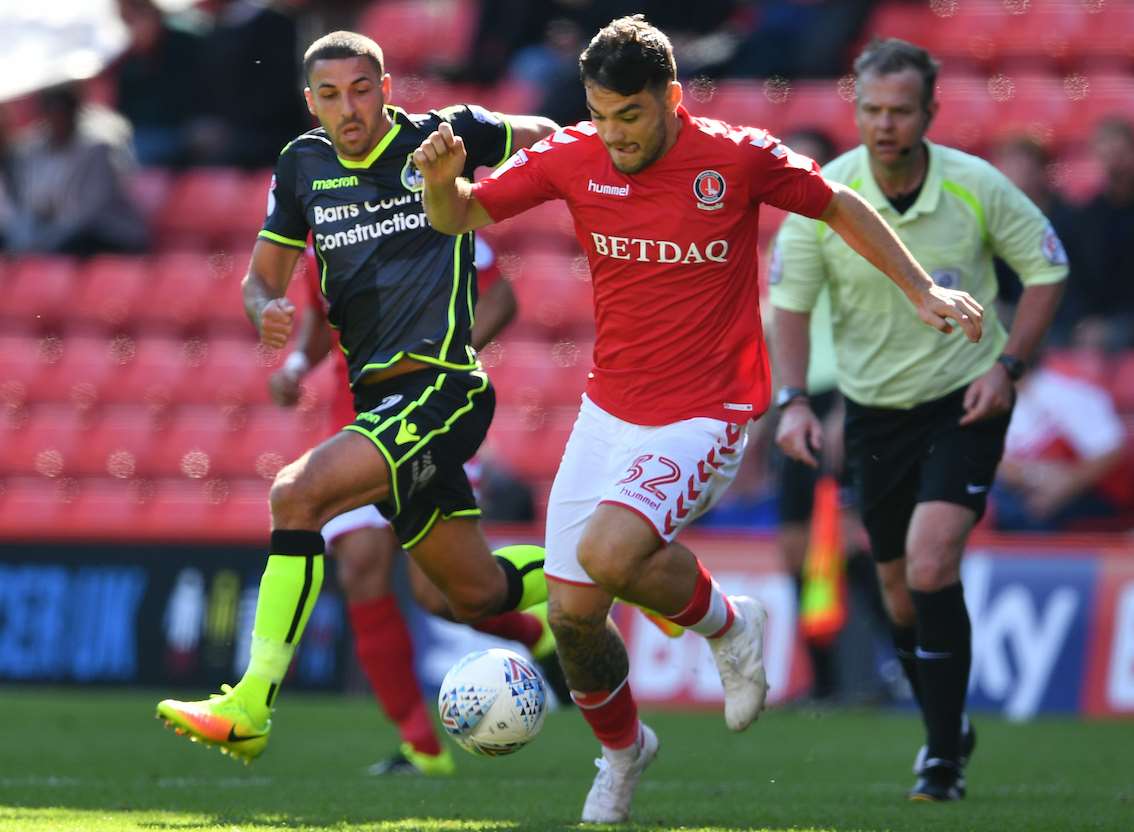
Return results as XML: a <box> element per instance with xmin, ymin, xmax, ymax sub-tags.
<box><xmin>155</xmin><ymin>31</ymin><xmax>558</xmax><ymax>761</ymax></box>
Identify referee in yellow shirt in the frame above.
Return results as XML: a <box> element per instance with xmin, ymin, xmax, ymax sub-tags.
<box><xmin>771</xmin><ymin>39</ymin><xmax>1066</xmax><ymax>802</ymax></box>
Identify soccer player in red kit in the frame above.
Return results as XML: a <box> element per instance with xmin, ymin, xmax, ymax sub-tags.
<box><xmin>414</xmin><ymin>16</ymin><xmax>984</xmax><ymax>824</ymax></box>
<box><xmin>269</xmin><ymin>240</ymin><xmax>564</xmax><ymax>775</ymax></box>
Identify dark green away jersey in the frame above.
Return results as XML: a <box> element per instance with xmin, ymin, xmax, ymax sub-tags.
<box><xmin>260</xmin><ymin>104</ymin><xmax>513</xmax><ymax>385</ymax></box>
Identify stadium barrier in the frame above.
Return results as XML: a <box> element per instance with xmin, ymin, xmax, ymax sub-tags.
<box><xmin>1</xmin><ymin>532</ymin><xmax>1131</xmax><ymax>718</ymax></box>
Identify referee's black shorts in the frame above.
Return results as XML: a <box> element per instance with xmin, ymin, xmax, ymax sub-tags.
<box><xmin>844</xmin><ymin>385</ymin><xmax>1011</xmax><ymax>563</ymax></box>
<box><xmin>345</xmin><ymin>367</ymin><xmax>495</xmax><ymax>549</ymax></box>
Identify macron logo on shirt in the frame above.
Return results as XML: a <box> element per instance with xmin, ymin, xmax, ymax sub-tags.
<box><xmin>587</xmin><ymin>179</ymin><xmax>630</xmax><ymax>197</ymax></box>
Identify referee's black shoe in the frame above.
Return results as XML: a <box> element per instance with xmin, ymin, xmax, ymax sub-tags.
<box><xmin>908</xmin><ymin>759</ymin><xmax>966</xmax><ymax>802</ymax></box>
<box><xmin>912</xmin><ymin>713</ymin><xmax>977</xmax><ymax>774</ymax></box>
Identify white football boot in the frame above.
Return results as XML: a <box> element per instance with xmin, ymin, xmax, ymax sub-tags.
<box><xmin>581</xmin><ymin>723</ymin><xmax>660</xmax><ymax>824</ymax></box>
<box><xmin>709</xmin><ymin>595</ymin><xmax>769</xmax><ymax>731</ymax></box>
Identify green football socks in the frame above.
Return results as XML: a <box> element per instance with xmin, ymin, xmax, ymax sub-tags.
<box><xmin>235</xmin><ymin>530</ymin><xmax>325</xmax><ymax>723</ymax></box>
<box><xmin>494</xmin><ymin>544</ymin><xmax>547</xmax><ymax>611</ymax></box>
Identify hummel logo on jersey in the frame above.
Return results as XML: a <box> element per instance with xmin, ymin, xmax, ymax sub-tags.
<box><xmin>395</xmin><ymin>421</ymin><xmax>421</xmax><ymax>445</ymax></box>
<box><xmin>312</xmin><ymin>175</ymin><xmax>359</xmax><ymax>190</ymax></box>
<box><xmin>587</xmin><ymin>179</ymin><xmax>630</xmax><ymax>197</ymax></box>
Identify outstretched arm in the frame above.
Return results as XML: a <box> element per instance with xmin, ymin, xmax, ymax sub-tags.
<box><xmin>818</xmin><ymin>184</ymin><xmax>984</xmax><ymax>342</ymax></box>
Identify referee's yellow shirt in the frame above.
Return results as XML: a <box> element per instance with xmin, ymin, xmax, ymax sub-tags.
<box><xmin>770</xmin><ymin>140</ymin><xmax>1068</xmax><ymax>410</ymax></box>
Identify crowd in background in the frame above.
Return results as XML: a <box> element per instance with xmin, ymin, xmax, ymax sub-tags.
<box><xmin>1</xmin><ymin>0</ymin><xmax>1132</xmax><ymax>536</ymax></box>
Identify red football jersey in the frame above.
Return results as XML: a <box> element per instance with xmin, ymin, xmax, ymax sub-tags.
<box><xmin>472</xmin><ymin>106</ymin><xmax>833</xmax><ymax>425</ymax></box>
<box><xmin>304</xmin><ymin>240</ymin><xmax>503</xmax><ymax>433</ymax></box>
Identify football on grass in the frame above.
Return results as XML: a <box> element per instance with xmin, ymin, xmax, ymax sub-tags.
<box><xmin>438</xmin><ymin>648</ymin><xmax>547</xmax><ymax>756</ymax></box>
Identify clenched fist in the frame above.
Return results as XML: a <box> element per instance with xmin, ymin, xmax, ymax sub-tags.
<box><xmin>259</xmin><ymin>298</ymin><xmax>295</xmax><ymax>349</ymax></box>
<box><xmin>412</xmin><ymin>121</ymin><xmax>467</xmax><ymax>186</ymax></box>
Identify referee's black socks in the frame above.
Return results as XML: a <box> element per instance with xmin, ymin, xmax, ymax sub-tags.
<box><xmin>910</xmin><ymin>582</ymin><xmax>972</xmax><ymax>765</ymax></box>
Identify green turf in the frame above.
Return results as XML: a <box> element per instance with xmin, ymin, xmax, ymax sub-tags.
<box><xmin>0</xmin><ymin>688</ymin><xmax>1129</xmax><ymax>832</ymax></box>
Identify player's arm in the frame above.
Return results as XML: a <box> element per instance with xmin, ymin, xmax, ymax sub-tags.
<box><xmin>415</xmin><ymin>122</ymin><xmax>494</xmax><ymax>235</ymax></box>
<box><xmin>242</xmin><ymin>239</ymin><xmax>303</xmax><ymax>349</ymax></box>
<box><xmin>962</xmin><ymin>170</ymin><xmax>1069</xmax><ymax>425</ymax></box>
<box><xmin>818</xmin><ymin>183</ymin><xmax>984</xmax><ymax>342</ymax></box>
<box><xmin>471</xmin><ymin>278</ymin><xmax>517</xmax><ymax>349</ymax></box>
<box><xmin>269</xmin><ymin>300</ymin><xmax>334</xmax><ymax>407</ymax></box>
<box><xmin>769</xmin><ymin>226</ymin><xmax>826</xmax><ymax>468</ymax></box>
<box><xmin>503</xmin><ymin>113</ymin><xmax>558</xmax><ymax>158</ymax></box>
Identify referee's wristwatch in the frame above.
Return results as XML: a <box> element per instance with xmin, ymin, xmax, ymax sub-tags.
<box><xmin>775</xmin><ymin>386</ymin><xmax>810</xmax><ymax>410</ymax></box>
<box><xmin>997</xmin><ymin>354</ymin><xmax>1026</xmax><ymax>382</ymax></box>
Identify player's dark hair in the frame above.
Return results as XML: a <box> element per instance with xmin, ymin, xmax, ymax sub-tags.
<box><xmin>303</xmin><ymin>31</ymin><xmax>384</xmax><ymax>83</ymax></box>
<box><xmin>853</xmin><ymin>38</ymin><xmax>939</xmax><ymax>113</ymax></box>
<box><xmin>579</xmin><ymin>15</ymin><xmax>676</xmax><ymax>97</ymax></box>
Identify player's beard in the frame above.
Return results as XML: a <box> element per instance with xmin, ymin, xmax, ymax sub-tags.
<box><xmin>611</xmin><ymin>115</ymin><xmax>668</xmax><ymax>174</ymax></box>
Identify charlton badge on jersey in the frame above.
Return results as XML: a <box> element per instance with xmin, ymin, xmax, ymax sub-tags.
<box><xmin>693</xmin><ymin>170</ymin><xmax>726</xmax><ymax>211</ymax></box>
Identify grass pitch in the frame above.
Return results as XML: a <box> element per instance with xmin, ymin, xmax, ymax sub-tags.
<box><xmin>0</xmin><ymin>687</ymin><xmax>1129</xmax><ymax>832</ymax></box>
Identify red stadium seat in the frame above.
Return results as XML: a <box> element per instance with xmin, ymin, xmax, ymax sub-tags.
<box><xmin>486</xmin><ymin>200</ymin><xmax>577</xmax><ymax>252</ymax></box>
<box><xmin>985</xmin><ymin>72</ymin><xmax>1075</xmax><ymax>146</ymax></box>
<box><xmin>3</xmin><ymin>256</ymin><xmax>79</xmax><ymax>330</ymax></box>
<box><xmin>691</xmin><ymin>81</ymin><xmax>787</xmax><ymax>132</ymax></box>
<box><xmin>0</xmin><ymin>333</ymin><xmax>44</xmax><ymax>406</ymax></box>
<box><xmin>780</xmin><ymin>81</ymin><xmax>860</xmax><ymax>151</ymax></box>
<box><xmin>192</xmin><ymin>336</ymin><xmax>277</xmax><ymax>406</ymax></box>
<box><xmin>72</xmin><ymin>255</ymin><xmax>150</xmax><ymax>331</ymax></box>
<box><xmin>863</xmin><ymin>2</ymin><xmax>932</xmax><ymax>47</ymax></box>
<box><xmin>154</xmin><ymin>169</ymin><xmax>267</xmax><ymax>247</ymax></box>
<box><xmin>1072</xmin><ymin>2</ymin><xmax>1134</xmax><ymax>68</ymax></box>
<box><xmin>356</xmin><ymin>0</ymin><xmax>477</xmax><ymax>74</ymax></box>
<box><xmin>481</xmin><ymin>406</ymin><xmax>576</xmax><ymax>480</ymax></box>
<box><xmin>143</xmin><ymin>405</ymin><xmax>236</xmax><ymax>479</ymax></box>
<box><xmin>929</xmin><ymin>74</ymin><xmax>1000</xmax><ymax>151</ymax></box>
<box><xmin>0</xmin><ymin>476</ymin><xmax>71</xmax><ymax>537</ymax></box>
<box><xmin>992</xmin><ymin>4</ymin><xmax>1087</xmax><ymax>70</ymax></box>
<box><xmin>0</xmin><ymin>404</ymin><xmax>85</xmax><ymax>477</ymax></box>
<box><xmin>485</xmin><ymin>338</ymin><xmax>591</xmax><ymax>409</ymax></box>
<box><xmin>102</xmin><ymin>335</ymin><xmax>190</xmax><ymax>407</ymax></box>
<box><xmin>1069</xmin><ymin>73</ymin><xmax>1134</xmax><ymax>142</ymax></box>
<box><xmin>510</xmin><ymin>253</ymin><xmax>594</xmax><ymax>337</ymax></box>
<box><xmin>133</xmin><ymin>252</ymin><xmax>234</xmax><ymax>333</ymax></box>
<box><xmin>216</xmin><ymin>406</ymin><xmax>320</xmax><ymax>479</ymax></box>
<box><xmin>75</xmin><ymin>406</ymin><xmax>159</xmax><ymax>478</ymax></box>
<box><xmin>21</xmin><ymin>334</ymin><xmax>119</xmax><ymax>409</ymax></box>
<box><xmin>395</xmin><ymin>79</ymin><xmax>540</xmax><ymax>121</ymax></box>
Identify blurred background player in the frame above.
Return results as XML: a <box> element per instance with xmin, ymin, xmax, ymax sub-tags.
<box><xmin>415</xmin><ymin>15</ymin><xmax>983</xmax><ymax>823</ymax></box>
<box><xmin>155</xmin><ymin>30</ymin><xmax>560</xmax><ymax>763</ymax></box>
<box><xmin>772</xmin><ymin>38</ymin><xmax>1067</xmax><ymax>802</ymax></box>
<box><xmin>268</xmin><ymin>240</ymin><xmax>569</xmax><ymax>776</ymax></box>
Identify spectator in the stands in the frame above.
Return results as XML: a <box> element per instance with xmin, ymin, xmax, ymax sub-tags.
<box><xmin>993</xmin><ymin>343</ymin><xmax>1132</xmax><ymax>532</ymax></box>
<box><xmin>1</xmin><ymin>84</ymin><xmax>148</xmax><ymax>256</ymax></box>
<box><xmin>115</xmin><ymin>0</ymin><xmax>206</xmax><ymax>167</ymax></box>
<box><xmin>1069</xmin><ymin>117</ymin><xmax>1134</xmax><ymax>348</ymax></box>
<box><xmin>990</xmin><ymin>136</ymin><xmax>1082</xmax><ymax>341</ymax></box>
<box><xmin>189</xmin><ymin>0</ymin><xmax>310</xmax><ymax>168</ymax></box>
<box><xmin>724</xmin><ymin>0</ymin><xmax>873</xmax><ymax>78</ymax></box>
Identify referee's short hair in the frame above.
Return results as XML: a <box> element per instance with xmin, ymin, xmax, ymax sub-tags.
<box><xmin>854</xmin><ymin>38</ymin><xmax>939</xmax><ymax>113</ymax></box>
<box><xmin>579</xmin><ymin>15</ymin><xmax>676</xmax><ymax>97</ymax></box>
<box><xmin>304</xmin><ymin>31</ymin><xmax>384</xmax><ymax>83</ymax></box>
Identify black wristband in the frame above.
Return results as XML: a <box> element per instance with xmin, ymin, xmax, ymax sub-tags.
<box><xmin>997</xmin><ymin>354</ymin><xmax>1026</xmax><ymax>382</ymax></box>
<box><xmin>775</xmin><ymin>386</ymin><xmax>810</xmax><ymax>410</ymax></box>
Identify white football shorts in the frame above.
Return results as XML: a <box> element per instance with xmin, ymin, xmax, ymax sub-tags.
<box><xmin>545</xmin><ymin>394</ymin><xmax>747</xmax><ymax>585</ymax></box>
